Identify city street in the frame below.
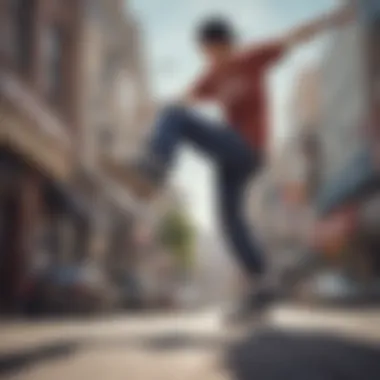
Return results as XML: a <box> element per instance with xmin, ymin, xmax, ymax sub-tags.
<box><xmin>0</xmin><ymin>309</ymin><xmax>231</xmax><ymax>380</ymax></box>
<box><xmin>1</xmin><ymin>305</ymin><xmax>380</xmax><ymax>380</ymax></box>
<box><xmin>2</xmin><ymin>1</ymin><xmax>380</xmax><ymax>379</ymax></box>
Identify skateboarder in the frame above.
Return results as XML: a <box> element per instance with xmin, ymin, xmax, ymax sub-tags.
<box><xmin>124</xmin><ymin>5</ymin><xmax>354</xmax><ymax>320</ymax></box>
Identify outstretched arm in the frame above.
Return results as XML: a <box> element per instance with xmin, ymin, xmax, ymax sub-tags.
<box><xmin>282</xmin><ymin>5</ymin><xmax>355</xmax><ymax>51</ymax></box>
<box><xmin>239</xmin><ymin>5</ymin><xmax>355</xmax><ymax>69</ymax></box>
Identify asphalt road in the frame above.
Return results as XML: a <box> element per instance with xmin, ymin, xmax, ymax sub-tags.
<box><xmin>1</xmin><ymin>306</ymin><xmax>380</xmax><ymax>380</ymax></box>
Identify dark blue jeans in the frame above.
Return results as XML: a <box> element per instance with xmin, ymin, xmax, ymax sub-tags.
<box><xmin>149</xmin><ymin>105</ymin><xmax>265</xmax><ymax>276</ymax></box>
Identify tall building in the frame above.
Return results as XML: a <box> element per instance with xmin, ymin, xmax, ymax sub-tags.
<box><xmin>0</xmin><ymin>0</ymin><xmax>85</xmax><ymax>312</ymax></box>
<box><xmin>247</xmin><ymin>66</ymin><xmax>321</xmax><ymax>271</ymax></box>
<box><xmin>80</xmin><ymin>0</ymin><xmax>154</xmax><ymax>167</ymax></box>
<box><xmin>78</xmin><ymin>1</ymin><xmax>183</xmax><ymax>301</ymax></box>
<box><xmin>317</xmin><ymin>8</ymin><xmax>367</xmax><ymax>189</ymax></box>
<box><xmin>284</xmin><ymin>66</ymin><xmax>321</xmax><ymax>202</ymax></box>
<box><xmin>311</xmin><ymin>0</ymin><xmax>380</xmax><ymax>280</ymax></box>
<box><xmin>312</xmin><ymin>0</ymin><xmax>380</xmax><ymax>215</ymax></box>
<box><xmin>0</xmin><ymin>0</ymin><xmax>159</xmax><ymax>313</ymax></box>
<box><xmin>289</xmin><ymin>67</ymin><xmax>321</xmax><ymax>133</ymax></box>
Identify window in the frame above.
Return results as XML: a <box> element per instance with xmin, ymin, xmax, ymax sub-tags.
<box><xmin>43</xmin><ymin>25</ymin><xmax>64</xmax><ymax>104</ymax></box>
<box><xmin>98</xmin><ymin>124</ymin><xmax>115</xmax><ymax>151</ymax></box>
<box><xmin>9</xmin><ymin>0</ymin><xmax>35</xmax><ymax>71</ymax></box>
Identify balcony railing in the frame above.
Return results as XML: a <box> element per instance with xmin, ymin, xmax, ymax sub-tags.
<box><xmin>0</xmin><ymin>70</ymin><xmax>71</xmax><ymax>146</ymax></box>
<box><xmin>0</xmin><ymin>70</ymin><xmax>73</xmax><ymax>180</ymax></box>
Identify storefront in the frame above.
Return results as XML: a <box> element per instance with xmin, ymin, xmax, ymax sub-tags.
<box><xmin>0</xmin><ymin>149</ymin><xmax>41</xmax><ymax>312</ymax></box>
<box><xmin>0</xmin><ymin>73</ymin><xmax>73</xmax><ymax>313</ymax></box>
<box><xmin>0</xmin><ymin>148</ymin><xmax>95</xmax><ymax>314</ymax></box>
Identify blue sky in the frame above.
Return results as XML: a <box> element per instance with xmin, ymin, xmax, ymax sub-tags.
<box><xmin>128</xmin><ymin>0</ymin><xmax>338</xmax><ymax>231</ymax></box>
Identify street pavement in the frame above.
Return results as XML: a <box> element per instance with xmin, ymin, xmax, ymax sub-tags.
<box><xmin>0</xmin><ymin>310</ymin><xmax>231</xmax><ymax>380</ymax></box>
<box><xmin>1</xmin><ymin>305</ymin><xmax>380</xmax><ymax>380</ymax></box>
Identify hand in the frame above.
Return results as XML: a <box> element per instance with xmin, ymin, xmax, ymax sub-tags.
<box><xmin>284</xmin><ymin>4</ymin><xmax>355</xmax><ymax>50</ymax></box>
<box><xmin>332</xmin><ymin>4</ymin><xmax>356</xmax><ymax>27</ymax></box>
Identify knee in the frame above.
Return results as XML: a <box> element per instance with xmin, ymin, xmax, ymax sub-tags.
<box><xmin>161</xmin><ymin>104</ymin><xmax>190</xmax><ymax>121</ymax></box>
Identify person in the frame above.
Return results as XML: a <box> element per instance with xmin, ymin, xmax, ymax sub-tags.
<box><xmin>124</xmin><ymin>5</ymin><xmax>354</xmax><ymax>321</ymax></box>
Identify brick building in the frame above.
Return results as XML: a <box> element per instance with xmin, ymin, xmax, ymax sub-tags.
<box><xmin>0</xmin><ymin>0</ymin><xmax>85</xmax><ymax>312</ymax></box>
<box><xmin>0</xmin><ymin>0</ymin><xmax>159</xmax><ymax>313</ymax></box>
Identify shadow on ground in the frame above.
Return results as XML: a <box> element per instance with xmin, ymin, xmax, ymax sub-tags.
<box><xmin>0</xmin><ymin>332</ymin><xmax>228</xmax><ymax>377</ymax></box>
<box><xmin>0</xmin><ymin>341</ymin><xmax>80</xmax><ymax>377</ymax></box>
<box><xmin>225</xmin><ymin>328</ymin><xmax>380</xmax><ymax>380</ymax></box>
<box><xmin>3</xmin><ymin>327</ymin><xmax>380</xmax><ymax>379</ymax></box>
<box><xmin>94</xmin><ymin>332</ymin><xmax>230</xmax><ymax>352</ymax></box>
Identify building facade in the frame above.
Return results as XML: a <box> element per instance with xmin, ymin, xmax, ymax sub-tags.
<box><xmin>0</xmin><ymin>0</ymin><xmax>163</xmax><ymax>313</ymax></box>
<box><xmin>312</xmin><ymin>0</ymin><xmax>380</xmax><ymax>281</ymax></box>
<box><xmin>248</xmin><ymin>66</ymin><xmax>321</xmax><ymax>272</ymax></box>
<box><xmin>317</xmin><ymin>11</ymin><xmax>367</xmax><ymax>188</ymax></box>
<box><xmin>0</xmin><ymin>0</ymin><xmax>85</xmax><ymax>312</ymax></box>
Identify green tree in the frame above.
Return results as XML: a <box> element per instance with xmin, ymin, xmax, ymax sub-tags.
<box><xmin>157</xmin><ymin>207</ymin><xmax>195</xmax><ymax>273</ymax></box>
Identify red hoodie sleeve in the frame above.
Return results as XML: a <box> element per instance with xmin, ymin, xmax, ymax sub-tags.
<box><xmin>242</xmin><ymin>40</ymin><xmax>285</xmax><ymax>68</ymax></box>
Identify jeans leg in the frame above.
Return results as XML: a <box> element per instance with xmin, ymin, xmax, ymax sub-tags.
<box><xmin>218</xmin><ymin>165</ymin><xmax>266</xmax><ymax>277</ymax></box>
<box><xmin>150</xmin><ymin>105</ymin><xmax>265</xmax><ymax>276</ymax></box>
<box><xmin>149</xmin><ymin>105</ymin><xmax>253</xmax><ymax>167</ymax></box>
<box><xmin>149</xmin><ymin>106</ymin><xmax>188</xmax><ymax>166</ymax></box>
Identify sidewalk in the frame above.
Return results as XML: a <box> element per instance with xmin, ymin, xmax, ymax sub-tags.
<box><xmin>0</xmin><ymin>311</ymin><xmax>229</xmax><ymax>380</ymax></box>
<box><xmin>269</xmin><ymin>304</ymin><xmax>380</xmax><ymax>344</ymax></box>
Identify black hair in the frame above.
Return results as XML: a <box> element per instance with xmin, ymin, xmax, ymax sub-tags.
<box><xmin>196</xmin><ymin>17</ymin><xmax>236</xmax><ymax>45</ymax></box>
